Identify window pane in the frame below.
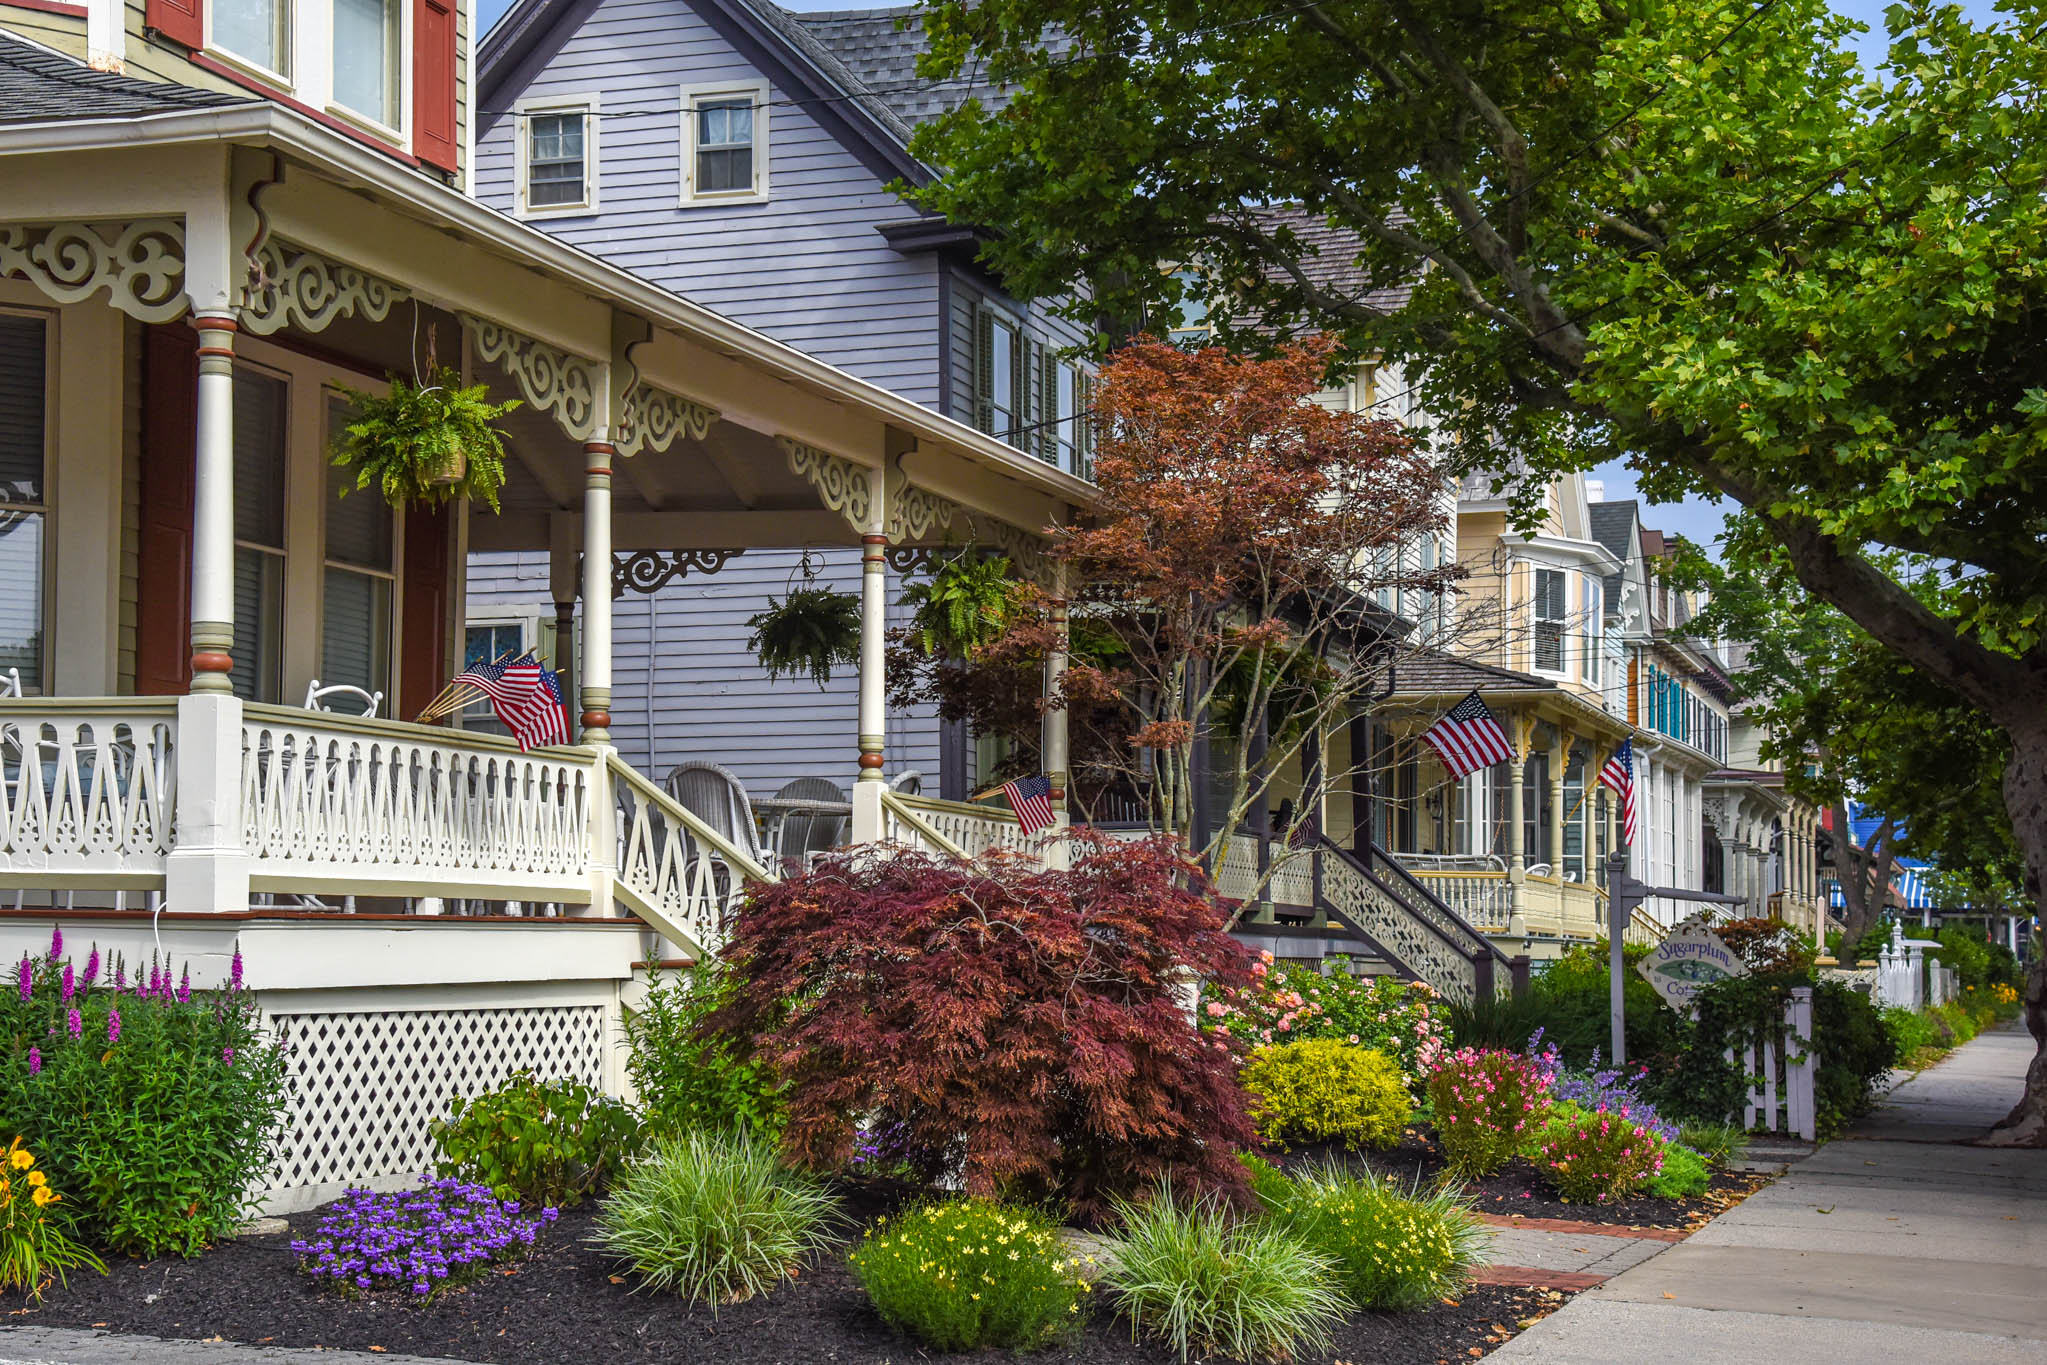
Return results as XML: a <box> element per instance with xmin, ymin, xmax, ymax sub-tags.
<box><xmin>231</xmin><ymin>547</ymin><xmax>283</xmax><ymax>702</ymax></box>
<box><xmin>233</xmin><ymin>370</ymin><xmax>287</xmax><ymax>549</ymax></box>
<box><xmin>698</xmin><ymin>146</ymin><xmax>751</xmax><ymax>193</ymax></box>
<box><xmin>214</xmin><ymin>0</ymin><xmax>284</xmax><ymax>72</ymax></box>
<box><xmin>0</xmin><ymin>315</ymin><xmax>46</xmax><ymax>503</ymax></box>
<box><xmin>699</xmin><ymin>100</ymin><xmax>750</xmax><ymax>147</ymax></box>
<box><xmin>0</xmin><ymin>510</ymin><xmax>44</xmax><ymax>685</ymax></box>
<box><xmin>990</xmin><ymin>322</ymin><xmax>1015</xmax><ymax>432</ymax></box>
<box><xmin>466</xmin><ymin>623</ymin><xmax>525</xmax><ymax>668</ymax></box>
<box><xmin>332</xmin><ymin>0</ymin><xmax>394</xmax><ymax>122</ymax></box>
<box><xmin>322</xmin><ymin>568</ymin><xmax>391</xmax><ymax>699</ymax></box>
<box><xmin>326</xmin><ymin>398</ymin><xmax>392</xmax><ymax>568</ymax></box>
<box><xmin>529</xmin><ymin>112</ymin><xmax>587</xmax><ymax>207</ymax></box>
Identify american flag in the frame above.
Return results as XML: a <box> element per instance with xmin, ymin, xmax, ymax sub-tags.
<box><xmin>1000</xmin><ymin>774</ymin><xmax>1058</xmax><ymax>835</ymax></box>
<box><xmin>457</xmin><ymin>654</ymin><xmax>570</xmax><ymax>751</ymax></box>
<box><xmin>1418</xmin><ymin>690</ymin><xmax>1513</xmax><ymax>779</ymax></box>
<box><xmin>1599</xmin><ymin>738</ymin><xmax>1637</xmax><ymax>846</ymax></box>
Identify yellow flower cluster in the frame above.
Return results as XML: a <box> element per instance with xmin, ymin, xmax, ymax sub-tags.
<box><xmin>1991</xmin><ymin>983</ymin><xmax>2020</xmax><ymax>1006</ymax></box>
<box><xmin>2</xmin><ymin>1138</ymin><xmax>63</xmax><ymax>1212</ymax></box>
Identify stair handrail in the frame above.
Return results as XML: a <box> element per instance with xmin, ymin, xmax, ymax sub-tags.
<box><xmin>877</xmin><ymin>787</ymin><xmax>973</xmax><ymax>861</ymax></box>
<box><xmin>608</xmin><ymin>754</ymin><xmax>776</xmax><ymax>884</ymax></box>
<box><xmin>1353</xmin><ymin>840</ymin><xmax>1514</xmax><ymax>966</ymax></box>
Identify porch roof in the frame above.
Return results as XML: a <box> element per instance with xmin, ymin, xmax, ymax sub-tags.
<box><xmin>0</xmin><ymin>42</ymin><xmax>1097</xmax><ymax>534</ymax></box>
<box><xmin>0</xmin><ymin>32</ymin><xmax>250</xmax><ymax>122</ymax></box>
<box><xmin>1380</xmin><ymin>649</ymin><xmax>1632</xmax><ymax>742</ymax></box>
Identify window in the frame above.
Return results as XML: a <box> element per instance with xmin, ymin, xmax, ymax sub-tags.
<box><xmin>461</xmin><ymin>620</ymin><xmax>529</xmax><ymax>738</ymax></box>
<box><xmin>213</xmin><ymin>0</ymin><xmax>288</xmax><ymax>77</ymax></box>
<box><xmin>972</xmin><ymin>305</ymin><xmax>1021</xmax><ymax>441</ymax></box>
<box><xmin>682</xmin><ymin>83</ymin><xmax>768</xmax><ymax>202</ymax></box>
<box><xmin>517</xmin><ymin>98</ymin><xmax>599</xmax><ymax>215</ymax></box>
<box><xmin>1582</xmin><ymin>576</ymin><xmax>1602</xmax><ymax>684</ymax></box>
<box><xmin>1532</xmin><ymin>567</ymin><xmax>1567</xmax><ymax>672</ymax></box>
<box><xmin>230</xmin><ymin>368</ymin><xmax>289</xmax><ymax>703</ymax></box>
<box><xmin>321</xmin><ymin>394</ymin><xmax>396</xmax><ymax>700</ymax></box>
<box><xmin>332</xmin><ymin>0</ymin><xmax>398</xmax><ymax>125</ymax></box>
<box><xmin>1167</xmin><ymin>269</ymin><xmax>1211</xmax><ymax>344</ymax></box>
<box><xmin>0</xmin><ymin>311</ymin><xmax>48</xmax><ymax>689</ymax></box>
<box><xmin>1052</xmin><ymin>363</ymin><xmax>1078</xmax><ymax>472</ymax></box>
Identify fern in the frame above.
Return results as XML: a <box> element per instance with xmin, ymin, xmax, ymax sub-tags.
<box><xmin>899</xmin><ymin>554</ymin><xmax>1019</xmax><ymax>658</ymax></box>
<box><xmin>746</xmin><ymin>588</ymin><xmax>861</xmax><ymax>688</ymax></box>
<box><xmin>331</xmin><ymin>367</ymin><xmax>521</xmax><ymax>511</ymax></box>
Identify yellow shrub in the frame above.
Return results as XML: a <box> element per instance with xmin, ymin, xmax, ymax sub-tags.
<box><xmin>1241</xmin><ymin>1041</ymin><xmax>1412</xmax><ymax>1151</ymax></box>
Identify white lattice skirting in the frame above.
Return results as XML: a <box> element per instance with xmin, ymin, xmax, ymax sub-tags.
<box><xmin>260</xmin><ymin>999</ymin><xmax>609</xmax><ymax>1213</ymax></box>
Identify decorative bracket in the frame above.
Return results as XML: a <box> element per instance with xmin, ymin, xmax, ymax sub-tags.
<box><xmin>462</xmin><ymin>314</ymin><xmax>600</xmax><ymax>440</ymax></box>
<box><xmin>781</xmin><ymin>438</ymin><xmax>875</xmax><ymax>533</ymax></box>
<box><xmin>970</xmin><ymin>515</ymin><xmax>1055</xmax><ymax>587</ymax></box>
<box><xmin>612</xmin><ymin>548</ymin><xmax>743</xmax><ymax>597</ymax></box>
<box><xmin>241</xmin><ymin>238</ymin><xmax>406</xmax><ymax>336</ymax></box>
<box><xmin>615</xmin><ymin>383</ymin><xmax>717</xmax><ymax>458</ymax></box>
<box><xmin>888</xmin><ymin>481</ymin><xmax>958</xmax><ymax>543</ymax></box>
<box><xmin>0</xmin><ymin>220</ymin><xmax>186</xmax><ymax>324</ymax></box>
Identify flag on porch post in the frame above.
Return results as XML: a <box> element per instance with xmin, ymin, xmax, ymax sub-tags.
<box><xmin>1000</xmin><ymin>775</ymin><xmax>1058</xmax><ymax>835</ymax></box>
<box><xmin>1598</xmin><ymin>738</ymin><xmax>1637</xmax><ymax>846</ymax></box>
<box><xmin>453</xmin><ymin>654</ymin><xmax>570</xmax><ymax>751</ymax></box>
<box><xmin>1417</xmin><ymin>690</ymin><xmax>1513</xmax><ymax>778</ymax></box>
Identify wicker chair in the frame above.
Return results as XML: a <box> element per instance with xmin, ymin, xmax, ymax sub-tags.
<box><xmin>766</xmin><ymin>776</ymin><xmax>850</xmax><ymax>861</ymax></box>
<box><xmin>660</xmin><ymin>760</ymin><xmax>770</xmax><ymax>868</ymax></box>
<box><xmin>889</xmin><ymin>769</ymin><xmax>924</xmax><ymax>796</ymax></box>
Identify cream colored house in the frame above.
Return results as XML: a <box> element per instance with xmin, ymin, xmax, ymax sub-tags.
<box><xmin>0</xmin><ymin>17</ymin><xmax>1087</xmax><ymax>1208</ymax></box>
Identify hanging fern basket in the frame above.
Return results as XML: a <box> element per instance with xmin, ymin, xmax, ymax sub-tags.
<box><xmin>426</xmin><ymin>444</ymin><xmax>468</xmax><ymax>487</ymax></box>
<box><xmin>746</xmin><ymin>587</ymin><xmax>862</xmax><ymax>689</ymax></box>
<box><xmin>330</xmin><ymin>366</ymin><xmax>519</xmax><ymax>511</ymax></box>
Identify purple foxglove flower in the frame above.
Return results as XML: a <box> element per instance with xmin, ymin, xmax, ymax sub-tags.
<box><xmin>107</xmin><ymin>1008</ymin><xmax>121</xmax><ymax>1044</ymax></box>
<box><xmin>27</xmin><ymin>1046</ymin><xmax>40</xmax><ymax>1075</ymax></box>
<box><xmin>82</xmin><ymin>946</ymin><xmax>99</xmax><ymax>986</ymax></box>
<box><xmin>61</xmin><ymin>963</ymin><xmax>74</xmax><ymax>1003</ymax></box>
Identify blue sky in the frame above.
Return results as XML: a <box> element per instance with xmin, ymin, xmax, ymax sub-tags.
<box><xmin>475</xmin><ymin>0</ymin><xmax>2003</xmax><ymax>546</ymax></box>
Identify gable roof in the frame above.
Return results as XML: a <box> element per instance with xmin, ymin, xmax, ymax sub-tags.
<box><xmin>1248</xmin><ymin>206</ymin><xmax>1415</xmax><ymax>316</ymax></box>
<box><xmin>794</xmin><ymin>6</ymin><xmax>1057</xmax><ymax>128</ymax></box>
<box><xmin>1587</xmin><ymin>498</ymin><xmax>1640</xmax><ymax>605</ymax></box>
<box><xmin>0</xmin><ymin>32</ymin><xmax>253</xmax><ymax>124</ymax></box>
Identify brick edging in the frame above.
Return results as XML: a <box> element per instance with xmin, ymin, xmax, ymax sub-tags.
<box><xmin>1469</xmin><ymin>1266</ymin><xmax>1610</xmax><ymax>1291</ymax></box>
<box><xmin>1475</xmin><ymin>1213</ymin><xmax>1688</xmax><ymax>1242</ymax></box>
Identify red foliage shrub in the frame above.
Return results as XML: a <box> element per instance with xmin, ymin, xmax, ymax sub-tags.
<box><xmin>706</xmin><ymin>834</ymin><xmax>1257</xmax><ymax>1220</ymax></box>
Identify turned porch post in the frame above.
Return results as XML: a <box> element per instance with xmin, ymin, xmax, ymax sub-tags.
<box><xmin>849</xmin><ymin>467</ymin><xmax>890</xmax><ymax>844</ymax></box>
<box><xmin>188</xmin><ymin>309</ymin><xmax>238</xmax><ymax>695</ymax></box>
<box><xmin>1041</xmin><ymin>562</ymin><xmax>1072</xmax><ymax>867</ymax></box>
<box><xmin>1505</xmin><ymin>715</ymin><xmax>1528</xmax><ymax>937</ymax></box>
<box><xmin>578</xmin><ymin>439</ymin><xmax>614</xmax><ymax>745</ymax></box>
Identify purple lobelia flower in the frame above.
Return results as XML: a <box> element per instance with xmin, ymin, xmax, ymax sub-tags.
<box><xmin>27</xmin><ymin>1046</ymin><xmax>41</xmax><ymax>1076</ymax></box>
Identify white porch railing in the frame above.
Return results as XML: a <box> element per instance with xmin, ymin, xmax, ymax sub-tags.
<box><xmin>610</xmin><ymin>754</ymin><xmax>774</xmax><ymax>953</ymax></box>
<box><xmin>1214</xmin><ymin>832</ymin><xmax>1315</xmax><ymax>908</ymax></box>
<box><xmin>0</xmin><ymin>698</ymin><xmax>179</xmax><ymax>888</ymax></box>
<box><xmin>1409</xmin><ymin>868</ymin><xmax>1513</xmax><ymax>931</ymax></box>
<box><xmin>880</xmin><ymin>789</ymin><xmax>1045</xmax><ymax>865</ymax></box>
<box><xmin>240</xmin><ymin>705</ymin><xmax>591</xmax><ymax>902</ymax></box>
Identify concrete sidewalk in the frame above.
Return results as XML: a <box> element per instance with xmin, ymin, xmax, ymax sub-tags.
<box><xmin>0</xmin><ymin>1327</ymin><xmax>468</xmax><ymax>1365</ymax></box>
<box><xmin>1491</xmin><ymin>1022</ymin><xmax>2046</xmax><ymax>1363</ymax></box>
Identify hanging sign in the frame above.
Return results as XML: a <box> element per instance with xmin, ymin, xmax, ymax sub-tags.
<box><xmin>1637</xmin><ymin>924</ymin><xmax>1749</xmax><ymax>1009</ymax></box>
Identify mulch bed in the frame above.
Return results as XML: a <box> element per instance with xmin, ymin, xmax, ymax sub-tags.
<box><xmin>7</xmin><ymin>1197</ymin><xmax>1570</xmax><ymax>1365</ymax></box>
<box><xmin>1271</xmin><ymin>1131</ymin><xmax>1770</xmax><ymax>1231</ymax></box>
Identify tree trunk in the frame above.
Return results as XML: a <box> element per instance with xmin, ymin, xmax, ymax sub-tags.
<box><xmin>1987</xmin><ymin>720</ymin><xmax>2047</xmax><ymax>1147</ymax></box>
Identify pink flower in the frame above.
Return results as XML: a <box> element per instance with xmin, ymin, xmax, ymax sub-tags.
<box><xmin>61</xmin><ymin>963</ymin><xmax>74</xmax><ymax>1003</ymax></box>
<box><xmin>48</xmin><ymin>925</ymin><xmax>62</xmax><ymax>960</ymax></box>
<box><xmin>66</xmin><ymin>1007</ymin><xmax>81</xmax><ymax>1038</ymax></box>
<box><xmin>15</xmin><ymin>957</ymin><xmax>28</xmax><ymax>1003</ymax></box>
<box><xmin>27</xmin><ymin>1046</ymin><xmax>40</xmax><ymax>1075</ymax></box>
<box><xmin>1206</xmin><ymin>1002</ymin><xmax>1225</xmax><ymax>1017</ymax></box>
<box><xmin>107</xmin><ymin>1009</ymin><xmax>121</xmax><ymax>1044</ymax></box>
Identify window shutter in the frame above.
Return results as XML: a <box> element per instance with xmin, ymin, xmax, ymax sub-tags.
<box><xmin>1037</xmin><ymin>347</ymin><xmax>1058</xmax><ymax>463</ymax></box>
<box><xmin>145</xmin><ymin>0</ymin><xmax>203</xmax><ymax>50</ymax></box>
<box><xmin>972</xmin><ymin>305</ymin><xmax>994</xmax><ymax>435</ymax></box>
<box><xmin>137</xmin><ymin>324</ymin><xmax>198</xmax><ymax>695</ymax></box>
<box><xmin>399</xmin><ymin>504</ymin><xmax>453</xmax><ymax>720</ymax></box>
<box><xmin>413</xmin><ymin>0</ymin><xmax>459</xmax><ymax>173</ymax></box>
<box><xmin>1075</xmin><ymin>373</ymin><xmax>1093</xmax><ymax>476</ymax></box>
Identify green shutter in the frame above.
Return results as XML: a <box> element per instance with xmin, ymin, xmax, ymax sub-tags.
<box><xmin>973</xmin><ymin>304</ymin><xmax>995</xmax><ymax>435</ymax></box>
<box><xmin>1038</xmin><ymin>347</ymin><xmax>1059</xmax><ymax>463</ymax></box>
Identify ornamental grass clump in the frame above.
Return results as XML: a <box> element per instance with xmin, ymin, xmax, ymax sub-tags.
<box><xmin>1</xmin><ymin>1137</ymin><xmax>104</xmax><ymax>1301</ymax></box>
<box><xmin>1102</xmin><ymin>1184</ymin><xmax>1349</xmax><ymax>1364</ymax></box>
<box><xmin>849</xmin><ymin>1199</ymin><xmax>1095</xmax><ymax>1351</ymax></box>
<box><xmin>1425</xmin><ymin>1047</ymin><xmax>1553</xmax><ymax>1178</ymax></box>
<box><xmin>1240</xmin><ymin>1040</ymin><xmax>1412</xmax><ymax>1151</ymax></box>
<box><xmin>291</xmin><ymin>1179</ymin><xmax>556</xmax><ymax>1299</ymax></box>
<box><xmin>593</xmin><ymin>1129</ymin><xmax>839</xmax><ymax>1309</ymax></box>
<box><xmin>3</xmin><ymin>931</ymin><xmax>287</xmax><ymax>1257</ymax></box>
<box><xmin>1536</xmin><ymin>1104</ymin><xmax>1668</xmax><ymax>1204</ymax></box>
<box><xmin>1266</xmin><ymin>1162</ymin><xmax>1487</xmax><ymax>1310</ymax></box>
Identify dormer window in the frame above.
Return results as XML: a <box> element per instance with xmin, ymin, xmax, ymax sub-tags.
<box><xmin>514</xmin><ymin>96</ymin><xmax>600</xmax><ymax>217</ymax></box>
<box><xmin>213</xmin><ymin>0</ymin><xmax>289</xmax><ymax>78</ymax></box>
<box><xmin>332</xmin><ymin>0</ymin><xmax>398</xmax><ymax>126</ymax></box>
<box><xmin>681</xmin><ymin>82</ymin><xmax>769</xmax><ymax>203</ymax></box>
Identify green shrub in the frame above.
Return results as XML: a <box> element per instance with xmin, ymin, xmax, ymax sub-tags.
<box><xmin>1525</xmin><ymin>944</ymin><xmax>1690</xmax><ymax>1070</ymax></box>
<box><xmin>1241</xmin><ymin>1041</ymin><xmax>1412</xmax><ymax>1151</ymax></box>
<box><xmin>1204</xmin><ymin>959</ymin><xmax>1450</xmax><ymax>1083</ymax></box>
<box><xmin>1676</xmin><ymin>1121</ymin><xmax>1747</xmax><ymax>1167</ymax></box>
<box><xmin>1442</xmin><ymin>989</ymin><xmax>1554</xmax><ymax>1052</ymax></box>
<box><xmin>593</xmin><ymin>1130</ymin><xmax>839</xmax><ymax>1308</ymax></box>
<box><xmin>1646</xmin><ymin>1144</ymin><xmax>1711</xmax><ymax>1199</ymax></box>
<box><xmin>1931</xmin><ymin>1001</ymin><xmax>1978</xmax><ymax>1046</ymax></box>
<box><xmin>1266</xmin><ymin>1162</ymin><xmax>1486</xmax><ymax>1309</ymax></box>
<box><xmin>1238</xmin><ymin>1153</ymin><xmax>1296</xmax><ymax>1214</ymax></box>
<box><xmin>3</xmin><ymin>940</ymin><xmax>288</xmax><ymax>1258</ymax></box>
<box><xmin>1668</xmin><ymin>976</ymin><xmax>1895</xmax><ymax>1138</ymax></box>
<box><xmin>1103</xmin><ymin>1185</ymin><xmax>1350</xmax><ymax>1364</ymax></box>
<box><xmin>1426</xmin><ymin>1047</ymin><xmax>1554</xmax><ymax>1178</ymax></box>
<box><xmin>849</xmin><ymin>1199</ymin><xmax>1094</xmax><ymax>1351</ymax></box>
<box><xmin>1932</xmin><ymin>927</ymin><xmax>1993</xmax><ymax>990</ymax></box>
<box><xmin>433</xmin><ymin>1071</ymin><xmax>640</xmax><ymax>1207</ymax></box>
<box><xmin>1535</xmin><ymin>1104</ymin><xmax>1668</xmax><ymax>1204</ymax></box>
<box><xmin>1882</xmin><ymin>1006</ymin><xmax>1944</xmax><ymax>1059</ymax></box>
<box><xmin>625</xmin><ymin>962</ymin><xmax>785</xmax><ymax>1140</ymax></box>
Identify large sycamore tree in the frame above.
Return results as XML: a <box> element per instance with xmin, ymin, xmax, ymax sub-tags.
<box><xmin>907</xmin><ymin>0</ymin><xmax>2047</xmax><ymax>1143</ymax></box>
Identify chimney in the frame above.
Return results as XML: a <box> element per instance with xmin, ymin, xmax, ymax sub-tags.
<box><xmin>1585</xmin><ymin>479</ymin><xmax>1606</xmax><ymax>503</ymax></box>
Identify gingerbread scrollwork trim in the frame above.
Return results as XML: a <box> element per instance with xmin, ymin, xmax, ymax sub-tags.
<box><xmin>887</xmin><ymin>482</ymin><xmax>958</xmax><ymax>543</ymax></box>
<box><xmin>462</xmin><ymin>314</ymin><xmax>600</xmax><ymax>440</ymax></box>
<box><xmin>972</xmin><ymin>515</ymin><xmax>1057</xmax><ymax>586</ymax></box>
<box><xmin>612</xmin><ymin>548</ymin><xmax>744</xmax><ymax>597</ymax></box>
<box><xmin>242</xmin><ymin>239</ymin><xmax>406</xmax><ymax>336</ymax></box>
<box><xmin>0</xmin><ymin>220</ymin><xmax>186</xmax><ymax>324</ymax></box>
<box><xmin>780</xmin><ymin>438</ymin><xmax>875</xmax><ymax>533</ymax></box>
<box><xmin>616</xmin><ymin>384</ymin><xmax>717</xmax><ymax>458</ymax></box>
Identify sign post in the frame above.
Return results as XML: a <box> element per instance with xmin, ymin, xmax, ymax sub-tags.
<box><xmin>1604</xmin><ymin>852</ymin><xmax>1749</xmax><ymax>1067</ymax></box>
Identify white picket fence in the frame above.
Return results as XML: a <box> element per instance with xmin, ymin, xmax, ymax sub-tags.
<box><xmin>1873</xmin><ymin>923</ymin><xmax>1950</xmax><ymax>1012</ymax></box>
<box><xmin>1724</xmin><ymin>985</ymin><xmax>1817</xmax><ymax>1141</ymax></box>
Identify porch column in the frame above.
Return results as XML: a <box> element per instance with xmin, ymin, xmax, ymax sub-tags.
<box><xmin>549</xmin><ymin>512</ymin><xmax>578</xmax><ymax>725</ymax></box>
<box><xmin>188</xmin><ymin>313</ymin><xmax>238</xmax><ymax>694</ymax></box>
<box><xmin>1505</xmin><ymin>722</ymin><xmax>1527</xmax><ymax>937</ymax></box>
<box><xmin>1041</xmin><ymin>566</ymin><xmax>1071</xmax><ymax>867</ymax></box>
<box><xmin>850</xmin><ymin>475</ymin><xmax>889</xmax><ymax>843</ymax></box>
<box><xmin>1548</xmin><ymin>732</ymin><xmax>1567</xmax><ymax>879</ymax></box>
<box><xmin>579</xmin><ymin>446</ymin><xmax>614</xmax><ymax>744</ymax></box>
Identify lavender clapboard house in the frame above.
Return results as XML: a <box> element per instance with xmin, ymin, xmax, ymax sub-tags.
<box><xmin>467</xmin><ymin>0</ymin><xmax>1094</xmax><ymax>797</ymax></box>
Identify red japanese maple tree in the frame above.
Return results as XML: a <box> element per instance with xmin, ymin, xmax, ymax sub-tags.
<box><xmin>706</xmin><ymin>834</ymin><xmax>1257</xmax><ymax>1219</ymax></box>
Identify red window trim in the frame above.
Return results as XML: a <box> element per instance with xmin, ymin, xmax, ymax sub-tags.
<box><xmin>6</xmin><ymin>0</ymin><xmax>89</xmax><ymax>16</ymax></box>
<box><xmin>186</xmin><ymin>52</ymin><xmax>430</xmax><ymax>171</ymax></box>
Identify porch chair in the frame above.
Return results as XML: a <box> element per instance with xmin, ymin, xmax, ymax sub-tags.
<box><xmin>889</xmin><ymin>769</ymin><xmax>924</xmax><ymax>796</ymax></box>
<box><xmin>766</xmin><ymin>776</ymin><xmax>850</xmax><ymax>862</ymax></box>
<box><xmin>0</xmin><ymin>668</ymin><xmax>21</xmax><ymax>698</ymax></box>
<box><xmin>660</xmin><ymin>760</ymin><xmax>770</xmax><ymax>869</ymax></box>
<box><xmin>303</xmin><ymin>680</ymin><xmax>384</xmax><ymax>717</ymax></box>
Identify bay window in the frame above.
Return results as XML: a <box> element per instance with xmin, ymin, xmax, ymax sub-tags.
<box><xmin>0</xmin><ymin>311</ymin><xmax>48</xmax><ymax>689</ymax></box>
<box><xmin>1532</xmin><ymin>566</ymin><xmax>1567</xmax><ymax>672</ymax></box>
